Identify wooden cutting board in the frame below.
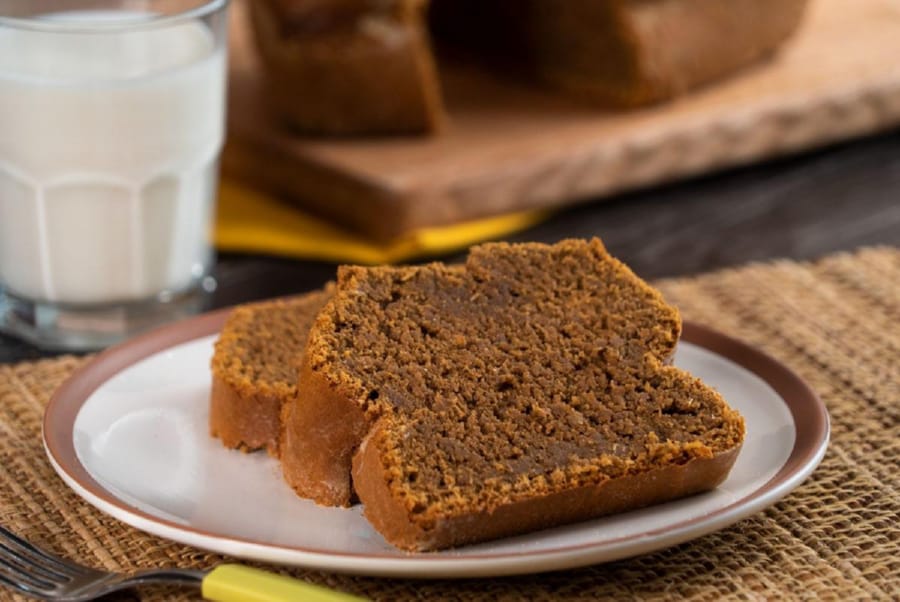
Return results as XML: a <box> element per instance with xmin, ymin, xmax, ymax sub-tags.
<box><xmin>224</xmin><ymin>0</ymin><xmax>900</xmax><ymax>241</ymax></box>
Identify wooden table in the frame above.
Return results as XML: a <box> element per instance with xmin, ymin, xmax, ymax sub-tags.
<box><xmin>2</xmin><ymin>129</ymin><xmax>899</xmax><ymax>364</ymax></box>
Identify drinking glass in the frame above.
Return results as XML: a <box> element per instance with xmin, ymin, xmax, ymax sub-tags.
<box><xmin>0</xmin><ymin>0</ymin><xmax>229</xmax><ymax>350</ymax></box>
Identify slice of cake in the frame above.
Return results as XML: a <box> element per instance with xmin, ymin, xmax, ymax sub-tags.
<box><xmin>209</xmin><ymin>287</ymin><xmax>332</xmax><ymax>455</ymax></box>
<box><xmin>281</xmin><ymin>239</ymin><xmax>745</xmax><ymax>550</ymax></box>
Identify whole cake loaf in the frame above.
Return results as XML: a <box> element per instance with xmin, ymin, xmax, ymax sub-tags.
<box><xmin>252</xmin><ymin>0</ymin><xmax>808</xmax><ymax>134</ymax></box>
<box><xmin>209</xmin><ymin>288</ymin><xmax>332</xmax><ymax>455</ymax></box>
<box><xmin>281</xmin><ymin>239</ymin><xmax>745</xmax><ymax>551</ymax></box>
<box><xmin>250</xmin><ymin>0</ymin><xmax>444</xmax><ymax>134</ymax></box>
<box><xmin>433</xmin><ymin>0</ymin><xmax>810</xmax><ymax>106</ymax></box>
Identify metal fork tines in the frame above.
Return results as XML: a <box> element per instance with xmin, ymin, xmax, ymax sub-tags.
<box><xmin>0</xmin><ymin>525</ymin><xmax>204</xmax><ymax>601</ymax></box>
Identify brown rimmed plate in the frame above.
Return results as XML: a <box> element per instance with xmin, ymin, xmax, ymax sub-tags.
<box><xmin>43</xmin><ymin>315</ymin><xmax>828</xmax><ymax>578</ymax></box>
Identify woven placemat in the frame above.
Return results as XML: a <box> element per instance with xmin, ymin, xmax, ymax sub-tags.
<box><xmin>1</xmin><ymin>247</ymin><xmax>898</xmax><ymax>601</ymax></box>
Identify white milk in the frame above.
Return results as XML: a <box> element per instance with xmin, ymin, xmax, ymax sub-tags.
<box><xmin>0</xmin><ymin>12</ymin><xmax>226</xmax><ymax>304</ymax></box>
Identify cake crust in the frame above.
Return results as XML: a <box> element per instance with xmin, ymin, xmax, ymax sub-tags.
<box><xmin>209</xmin><ymin>375</ymin><xmax>285</xmax><ymax>454</ymax></box>
<box><xmin>280</xmin><ymin>356</ymin><xmax>370</xmax><ymax>506</ymax></box>
<box><xmin>353</xmin><ymin>418</ymin><xmax>742</xmax><ymax>551</ymax></box>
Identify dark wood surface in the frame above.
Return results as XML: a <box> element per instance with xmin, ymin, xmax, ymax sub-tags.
<box><xmin>3</xmin><ymin>129</ymin><xmax>899</xmax><ymax>364</ymax></box>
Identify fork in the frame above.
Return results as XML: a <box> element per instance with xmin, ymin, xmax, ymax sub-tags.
<box><xmin>0</xmin><ymin>525</ymin><xmax>365</xmax><ymax>601</ymax></box>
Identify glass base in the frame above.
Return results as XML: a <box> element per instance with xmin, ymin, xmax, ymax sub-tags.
<box><xmin>0</xmin><ymin>277</ymin><xmax>216</xmax><ymax>352</ymax></box>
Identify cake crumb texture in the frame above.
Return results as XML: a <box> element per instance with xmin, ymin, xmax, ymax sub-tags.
<box><xmin>285</xmin><ymin>239</ymin><xmax>744</xmax><ymax>549</ymax></box>
<box><xmin>210</xmin><ymin>287</ymin><xmax>332</xmax><ymax>454</ymax></box>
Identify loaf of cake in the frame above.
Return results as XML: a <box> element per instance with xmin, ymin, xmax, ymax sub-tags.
<box><xmin>251</xmin><ymin>0</ymin><xmax>808</xmax><ymax>134</ymax></box>
<box><xmin>250</xmin><ymin>0</ymin><xmax>445</xmax><ymax>134</ymax></box>
<box><xmin>281</xmin><ymin>239</ymin><xmax>745</xmax><ymax>551</ymax></box>
<box><xmin>209</xmin><ymin>288</ymin><xmax>332</xmax><ymax>455</ymax></box>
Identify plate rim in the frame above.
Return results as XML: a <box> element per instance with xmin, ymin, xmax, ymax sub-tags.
<box><xmin>43</xmin><ymin>311</ymin><xmax>830</xmax><ymax>578</ymax></box>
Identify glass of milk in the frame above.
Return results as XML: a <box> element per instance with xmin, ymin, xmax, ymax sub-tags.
<box><xmin>0</xmin><ymin>0</ymin><xmax>229</xmax><ymax>350</ymax></box>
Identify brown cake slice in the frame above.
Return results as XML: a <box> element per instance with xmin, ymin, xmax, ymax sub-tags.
<box><xmin>209</xmin><ymin>287</ymin><xmax>332</xmax><ymax>455</ymax></box>
<box><xmin>281</xmin><ymin>239</ymin><xmax>745</xmax><ymax>550</ymax></box>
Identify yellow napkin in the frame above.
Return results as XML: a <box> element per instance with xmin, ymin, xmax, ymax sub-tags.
<box><xmin>215</xmin><ymin>179</ymin><xmax>550</xmax><ymax>265</ymax></box>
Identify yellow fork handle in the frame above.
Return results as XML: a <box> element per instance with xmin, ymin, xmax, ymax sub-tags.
<box><xmin>201</xmin><ymin>564</ymin><xmax>367</xmax><ymax>602</ymax></box>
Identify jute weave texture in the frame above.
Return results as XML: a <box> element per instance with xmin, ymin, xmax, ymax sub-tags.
<box><xmin>1</xmin><ymin>246</ymin><xmax>897</xmax><ymax>600</ymax></box>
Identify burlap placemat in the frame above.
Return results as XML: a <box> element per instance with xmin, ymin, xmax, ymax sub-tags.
<box><xmin>1</xmin><ymin>247</ymin><xmax>898</xmax><ymax>601</ymax></box>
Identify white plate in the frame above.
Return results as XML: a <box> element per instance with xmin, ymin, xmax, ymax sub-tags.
<box><xmin>44</xmin><ymin>315</ymin><xmax>829</xmax><ymax>578</ymax></box>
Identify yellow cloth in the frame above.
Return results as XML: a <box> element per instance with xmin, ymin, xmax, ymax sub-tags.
<box><xmin>214</xmin><ymin>179</ymin><xmax>550</xmax><ymax>265</ymax></box>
